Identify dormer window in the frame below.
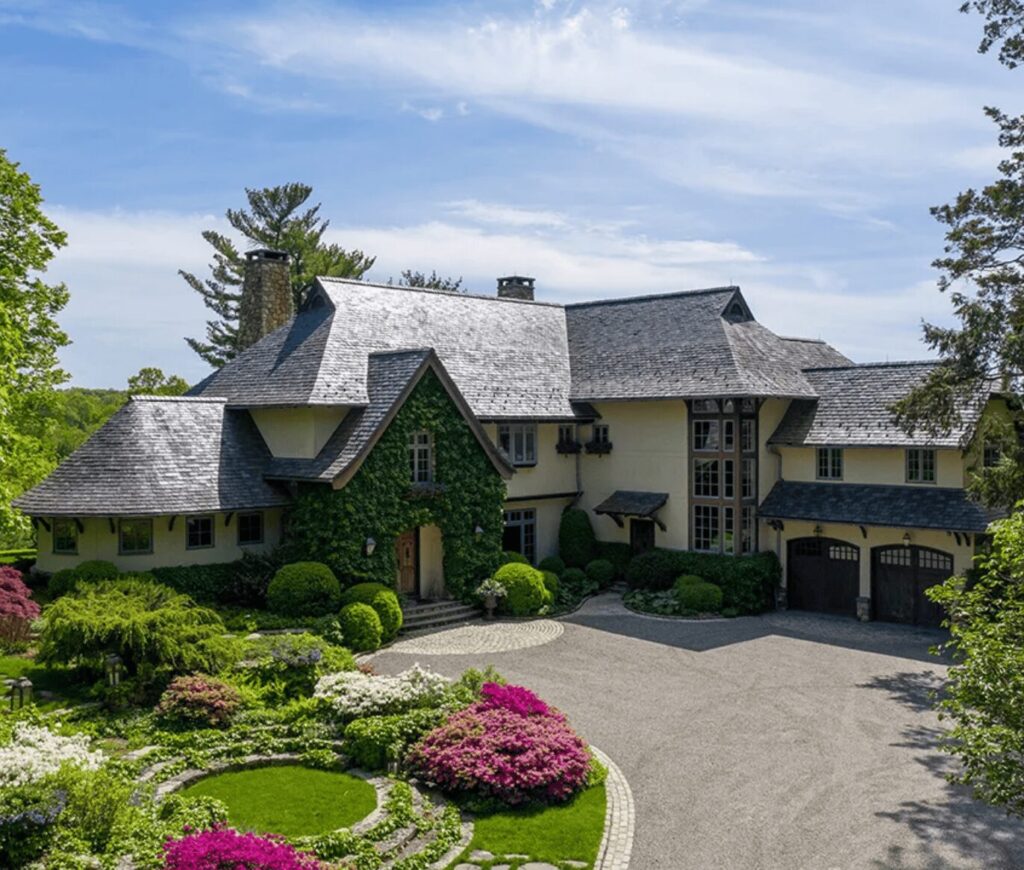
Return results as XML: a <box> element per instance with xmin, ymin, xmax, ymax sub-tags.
<box><xmin>409</xmin><ymin>431</ymin><xmax>433</xmax><ymax>483</ymax></box>
<box><xmin>498</xmin><ymin>423</ymin><xmax>537</xmax><ymax>466</ymax></box>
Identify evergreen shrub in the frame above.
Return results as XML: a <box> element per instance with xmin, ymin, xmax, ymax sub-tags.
<box><xmin>267</xmin><ymin>562</ymin><xmax>340</xmax><ymax>617</ymax></box>
<box><xmin>338</xmin><ymin>602</ymin><xmax>383</xmax><ymax>652</ymax></box>
<box><xmin>558</xmin><ymin>509</ymin><xmax>596</xmax><ymax>567</ymax></box>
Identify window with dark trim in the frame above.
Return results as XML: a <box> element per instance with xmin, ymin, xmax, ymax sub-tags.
<box><xmin>592</xmin><ymin>424</ymin><xmax>611</xmax><ymax>445</ymax></box>
<box><xmin>409</xmin><ymin>430</ymin><xmax>434</xmax><ymax>483</ymax></box>
<box><xmin>238</xmin><ymin>512</ymin><xmax>264</xmax><ymax>546</ymax></box>
<box><xmin>498</xmin><ymin>423</ymin><xmax>537</xmax><ymax>466</ymax></box>
<box><xmin>119</xmin><ymin>518</ymin><xmax>153</xmax><ymax>555</ymax></box>
<box><xmin>693</xmin><ymin>504</ymin><xmax>720</xmax><ymax>552</ymax></box>
<box><xmin>693</xmin><ymin>458</ymin><xmax>719</xmax><ymax>497</ymax></box>
<box><xmin>983</xmin><ymin>442</ymin><xmax>1001</xmax><ymax>468</ymax></box>
<box><xmin>693</xmin><ymin>420</ymin><xmax>719</xmax><ymax>451</ymax></box>
<box><xmin>502</xmin><ymin>509</ymin><xmax>536</xmax><ymax>563</ymax></box>
<box><xmin>816</xmin><ymin>447</ymin><xmax>843</xmax><ymax>480</ymax></box>
<box><xmin>52</xmin><ymin>519</ymin><xmax>78</xmax><ymax>555</ymax></box>
<box><xmin>906</xmin><ymin>448</ymin><xmax>936</xmax><ymax>483</ymax></box>
<box><xmin>186</xmin><ymin>516</ymin><xmax>214</xmax><ymax>550</ymax></box>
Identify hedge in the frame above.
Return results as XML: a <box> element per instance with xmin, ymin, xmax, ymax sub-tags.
<box><xmin>585</xmin><ymin>559</ymin><xmax>615</xmax><ymax>589</ymax></box>
<box><xmin>49</xmin><ymin>560</ymin><xmax>120</xmax><ymax>597</ymax></box>
<box><xmin>596</xmin><ymin>541</ymin><xmax>632</xmax><ymax>580</ymax></box>
<box><xmin>537</xmin><ymin>556</ymin><xmax>566</xmax><ymax>576</ymax></box>
<box><xmin>150</xmin><ymin>563</ymin><xmax>236</xmax><ymax>604</ymax></box>
<box><xmin>674</xmin><ymin>578</ymin><xmax>723</xmax><ymax>613</ymax></box>
<box><xmin>559</xmin><ymin>509</ymin><xmax>596</xmax><ymax>568</ymax></box>
<box><xmin>626</xmin><ymin>549</ymin><xmax>779</xmax><ymax>613</ymax></box>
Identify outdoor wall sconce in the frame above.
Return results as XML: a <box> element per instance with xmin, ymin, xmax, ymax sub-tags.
<box><xmin>813</xmin><ymin>524</ymin><xmax>823</xmax><ymax>537</ymax></box>
<box><xmin>474</xmin><ymin>525</ymin><xmax>484</xmax><ymax>537</ymax></box>
<box><xmin>105</xmin><ymin>654</ymin><xmax>123</xmax><ymax>688</ymax></box>
<box><xmin>364</xmin><ymin>537</ymin><xmax>376</xmax><ymax>557</ymax></box>
<box><xmin>902</xmin><ymin>532</ymin><xmax>912</xmax><ymax>548</ymax></box>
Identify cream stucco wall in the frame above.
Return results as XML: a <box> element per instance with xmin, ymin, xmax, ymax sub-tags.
<box><xmin>502</xmin><ymin>498</ymin><xmax>571</xmax><ymax>563</ymax></box>
<box><xmin>250</xmin><ymin>407</ymin><xmax>347</xmax><ymax>459</ymax></box>
<box><xmin>485</xmin><ymin>423</ymin><xmax>578</xmax><ymax>498</ymax></box>
<box><xmin>767</xmin><ymin>518</ymin><xmax>976</xmax><ymax>602</ymax></box>
<box><xmin>418</xmin><ymin>524</ymin><xmax>446</xmax><ymax>598</ymax></box>
<box><xmin>778</xmin><ymin>445</ymin><xmax>964</xmax><ymax>488</ymax></box>
<box><xmin>34</xmin><ymin>509</ymin><xmax>284</xmax><ymax>574</ymax></box>
<box><xmin>576</xmin><ymin>401</ymin><xmax>689</xmax><ymax>550</ymax></box>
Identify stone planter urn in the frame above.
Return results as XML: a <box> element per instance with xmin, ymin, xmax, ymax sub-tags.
<box><xmin>483</xmin><ymin>593</ymin><xmax>498</xmax><ymax>620</ymax></box>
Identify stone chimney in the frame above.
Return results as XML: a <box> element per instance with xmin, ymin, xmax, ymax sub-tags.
<box><xmin>237</xmin><ymin>249</ymin><xmax>293</xmax><ymax>351</ymax></box>
<box><xmin>497</xmin><ymin>275</ymin><xmax>535</xmax><ymax>301</ymax></box>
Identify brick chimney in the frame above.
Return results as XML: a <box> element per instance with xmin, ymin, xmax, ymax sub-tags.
<box><xmin>497</xmin><ymin>275</ymin><xmax>535</xmax><ymax>301</ymax></box>
<box><xmin>237</xmin><ymin>249</ymin><xmax>293</xmax><ymax>351</ymax></box>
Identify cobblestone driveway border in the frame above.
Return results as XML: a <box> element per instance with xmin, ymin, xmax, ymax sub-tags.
<box><xmin>592</xmin><ymin>746</ymin><xmax>634</xmax><ymax>870</ymax></box>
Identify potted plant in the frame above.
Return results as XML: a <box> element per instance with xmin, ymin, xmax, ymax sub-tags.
<box><xmin>476</xmin><ymin>577</ymin><xmax>507</xmax><ymax>620</ymax></box>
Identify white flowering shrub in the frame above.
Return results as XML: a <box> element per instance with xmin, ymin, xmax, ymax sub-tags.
<box><xmin>314</xmin><ymin>663</ymin><xmax>450</xmax><ymax>718</ymax></box>
<box><xmin>0</xmin><ymin>723</ymin><xmax>105</xmax><ymax>789</ymax></box>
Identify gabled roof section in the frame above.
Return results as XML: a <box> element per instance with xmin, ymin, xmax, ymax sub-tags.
<box><xmin>777</xmin><ymin>336</ymin><xmax>852</xmax><ymax>369</ymax></box>
<box><xmin>13</xmin><ymin>396</ymin><xmax>290</xmax><ymax>517</ymax></box>
<box><xmin>759</xmin><ymin>480</ymin><xmax>997</xmax><ymax>532</ymax></box>
<box><xmin>564</xmin><ymin>287</ymin><xmax>829</xmax><ymax>401</ymax></box>
<box><xmin>768</xmin><ymin>361</ymin><xmax>984</xmax><ymax>448</ymax></box>
<box><xmin>193</xmin><ymin>278</ymin><xmax>577</xmax><ymax>420</ymax></box>
<box><xmin>265</xmin><ymin>348</ymin><xmax>514</xmax><ymax>485</ymax></box>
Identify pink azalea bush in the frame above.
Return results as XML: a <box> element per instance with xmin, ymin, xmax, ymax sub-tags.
<box><xmin>0</xmin><ymin>566</ymin><xmax>40</xmax><ymax>647</ymax></box>
<box><xmin>406</xmin><ymin>684</ymin><xmax>591</xmax><ymax>805</ymax></box>
<box><xmin>155</xmin><ymin>674</ymin><xmax>242</xmax><ymax>728</ymax></box>
<box><xmin>163</xmin><ymin>826</ymin><xmax>321</xmax><ymax>869</ymax></box>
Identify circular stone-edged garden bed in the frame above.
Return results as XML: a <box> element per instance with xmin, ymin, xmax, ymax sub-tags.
<box><xmin>179</xmin><ymin>764</ymin><xmax>377</xmax><ymax>837</ymax></box>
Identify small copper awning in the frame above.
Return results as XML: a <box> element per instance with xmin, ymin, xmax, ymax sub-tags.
<box><xmin>593</xmin><ymin>490</ymin><xmax>669</xmax><ymax>531</ymax></box>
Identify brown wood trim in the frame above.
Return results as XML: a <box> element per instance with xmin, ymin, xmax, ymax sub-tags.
<box><xmin>505</xmin><ymin>491</ymin><xmax>580</xmax><ymax>503</ymax></box>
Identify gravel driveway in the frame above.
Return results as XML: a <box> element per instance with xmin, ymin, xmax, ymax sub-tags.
<box><xmin>370</xmin><ymin>592</ymin><xmax>1024</xmax><ymax>870</ymax></box>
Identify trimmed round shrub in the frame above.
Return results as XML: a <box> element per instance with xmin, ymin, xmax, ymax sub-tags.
<box><xmin>676</xmin><ymin>581</ymin><xmax>723</xmax><ymax>613</ymax></box>
<box><xmin>558</xmin><ymin>509</ymin><xmax>596</xmax><ymax>568</ymax></box>
<box><xmin>537</xmin><ymin>556</ymin><xmax>566</xmax><ymax>576</ymax></box>
<box><xmin>585</xmin><ymin>559</ymin><xmax>615</xmax><ymax>589</ymax></box>
<box><xmin>493</xmin><ymin>563</ymin><xmax>546</xmax><ymax>616</ymax></box>
<box><xmin>163</xmin><ymin>827</ymin><xmax>320</xmax><ymax>869</ymax></box>
<box><xmin>267</xmin><ymin>562</ymin><xmax>340</xmax><ymax>617</ymax></box>
<box><xmin>48</xmin><ymin>559</ymin><xmax>119</xmax><ymax>597</ymax></box>
<box><xmin>625</xmin><ymin>549</ymin><xmax>684</xmax><ymax>590</ymax></box>
<box><xmin>500</xmin><ymin>550</ymin><xmax>529</xmax><ymax>565</ymax></box>
<box><xmin>596</xmin><ymin>541</ymin><xmax>632</xmax><ymax>581</ymax></box>
<box><xmin>560</xmin><ymin>567</ymin><xmax>587</xmax><ymax>592</ymax></box>
<box><xmin>541</xmin><ymin>570</ymin><xmax>559</xmax><ymax>598</ymax></box>
<box><xmin>340</xmin><ymin>582</ymin><xmax>403</xmax><ymax>641</ymax></box>
<box><xmin>676</xmin><ymin>574</ymin><xmax>703</xmax><ymax>587</ymax></box>
<box><xmin>339</xmin><ymin>602</ymin><xmax>383</xmax><ymax>652</ymax></box>
<box><xmin>155</xmin><ymin>673</ymin><xmax>241</xmax><ymax>728</ymax></box>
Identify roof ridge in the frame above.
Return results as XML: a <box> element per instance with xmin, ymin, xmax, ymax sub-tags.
<box><xmin>802</xmin><ymin>360</ymin><xmax>937</xmax><ymax>372</ymax></box>
<box><xmin>318</xmin><ymin>277</ymin><xmax>564</xmax><ymax>308</ymax></box>
<box><xmin>564</xmin><ymin>285</ymin><xmax>740</xmax><ymax>310</ymax></box>
<box><xmin>129</xmin><ymin>395</ymin><xmax>227</xmax><ymax>403</ymax></box>
<box><xmin>778</xmin><ymin>335</ymin><xmax>827</xmax><ymax>344</ymax></box>
<box><xmin>368</xmin><ymin>347</ymin><xmax>434</xmax><ymax>358</ymax></box>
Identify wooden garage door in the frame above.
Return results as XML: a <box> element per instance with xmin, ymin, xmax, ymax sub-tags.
<box><xmin>787</xmin><ymin>537</ymin><xmax>860</xmax><ymax>617</ymax></box>
<box><xmin>872</xmin><ymin>546</ymin><xmax>952</xmax><ymax>628</ymax></box>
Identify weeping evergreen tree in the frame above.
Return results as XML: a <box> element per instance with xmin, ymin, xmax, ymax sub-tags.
<box><xmin>182</xmin><ymin>184</ymin><xmax>375</xmax><ymax>367</ymax></box>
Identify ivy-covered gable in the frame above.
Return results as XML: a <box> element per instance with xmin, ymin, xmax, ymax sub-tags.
<box><xmin>283</xmin><ymin>368</ymin><xmax>507</xmax><ymax>599</ymax></box>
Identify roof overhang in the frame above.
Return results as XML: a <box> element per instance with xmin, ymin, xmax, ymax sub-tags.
<box><xmin>594</xmin><ymin>490</ymin><xmax>669</xmax><ymax>531</ymax></box>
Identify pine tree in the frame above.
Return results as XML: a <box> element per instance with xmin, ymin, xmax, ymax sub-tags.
<box><xmin>390</xmin><ymin>269</ymin><xmax>466</xmax><ymax>293</ymax></box>
<box><xmin>182</xmin><ymin>184</ymin><xmax>375</xmax><ymax>367</ymax></box>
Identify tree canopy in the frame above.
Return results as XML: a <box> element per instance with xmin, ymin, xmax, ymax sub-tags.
<box><xmin>127</xmin><ymin>367</ymin><xmax>189</xmax><ymax>397</ymax></box>
<box><xmin>0</xmin><ymin>150</ymin><xmax>70</xmax><ymax>547</ymax></box>
<box><xmin>182</xmin><ymin>183</ymin><xmax>375</xmax><ymax>368</ymax></box>
<box><xmin>391</xmin><ymin>269</ymin><xmax>466</xmax><ymax>293</ymax></box>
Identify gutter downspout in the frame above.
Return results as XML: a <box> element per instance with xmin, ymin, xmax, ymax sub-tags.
<box><xmin>767</xmin><ymin>443</ymin><xmax>785</xmax><ymax>608</ymax></box>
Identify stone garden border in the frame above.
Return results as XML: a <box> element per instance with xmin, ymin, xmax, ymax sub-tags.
<box><xmin>592</xmin><ymin>746</ymin><xmax>635</xmax><ymax>870</ymax></box>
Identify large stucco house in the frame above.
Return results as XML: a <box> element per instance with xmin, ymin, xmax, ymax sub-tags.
<box><xmin>15</xmin><ymin>251</ymin><xmax>1000</xmax><ymax>626</ymax></box>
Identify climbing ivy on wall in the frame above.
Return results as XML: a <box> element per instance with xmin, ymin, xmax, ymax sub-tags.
<box><xmin>282</xmin><ymin>369</ymin><xmax>507</xmax><ymax>600</ymax></box>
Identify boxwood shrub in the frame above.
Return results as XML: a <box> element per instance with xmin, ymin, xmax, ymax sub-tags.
<box><xmin>537</xmin><ymin>555</ymin><xmax>566</xmax><ymax>576</ymax></box>
<box><xmin>493</xmin><ymin>563</ymin><xmax>546</xmax><ymax>616</ymax></box>
<box><xmin>596</xmin><ymin>541</ymin><xmax>632</xmax><ymax>580</ymax></box>
<box><xmin>340</xmin><ymin>582</ymin><xmax>403</xmax><ymax>641</ymax></box>
<box><xmin>267</xmin><ymin>561</ymin><xmax>341</xmax><ymax>617</ymax></box>
<box><xmin>560</xmin><ymin>567</ymin><xmax>588</xmax><ymax>591</ymax></box>
<box><xmin>500</xmin><ymin>551</ymin><xmax>529</xmax><ymax>565</ymax></box>
<box><xmin>626</xmin><ymin>549</ymin><xmax>779</xmax><ymax>613</ymax></box>
<box><xmin>339</xmin><ymin>602</ymin><xmax>383</xmax><ymax>651</ymax></box>
<box><xmin>675</xmin><ymin>580</ymin><xmax>723</xmax><ymax>613</ymax></box>
<box><xmin>558</xmin><ymin>508</ymin><xmax>596</xmax><ymax>568</ymax></box>
<box><xmin>541</xmin><ymin>570</ymin><xmax>559</xmax><ymax>598</ymax></box>
<box><xmin>585</xmin><ymin>559</ymin><xmax>616</xmax><ymax>589</ymax></box>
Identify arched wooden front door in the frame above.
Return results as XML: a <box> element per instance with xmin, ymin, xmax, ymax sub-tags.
<box><xmin>786</xmin><ymin>537</ymin><xmax>860</xmax><ymax>617</ymax></box>
<box><xmin>396</xmin><ymin>529</ymin><xmax>418</xmax><ymax>596</ymax></box>
<box><xmin>871</xmin><ymin>546</ymin><xmax>952</xmax><ymax>628</ymax></box>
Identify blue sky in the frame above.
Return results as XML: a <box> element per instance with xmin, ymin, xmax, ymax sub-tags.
<box><xmin>1</xmin><ymin>0</ymin><xmax>1017</xmax><ymax>387</ymax></box>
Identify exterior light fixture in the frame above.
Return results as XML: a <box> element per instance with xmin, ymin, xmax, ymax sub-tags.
<box><xmin>902</xmin><ymin>532</ymin><xmax>912</xmax><ymax>548</ymax></box>
<box><xmin>364</xmin><ymin>537</ymin><xmax>376</xmax><ymax>557</ymax></box>
<box><xmin>105</xmin><ymin>654</ymin><xmax>123</xmax><ymax>688</ymax></box>
<box><xmin>4</xmin><ymin>679</ymin><xmax>16</xmax><ymax>712</ymax></box>
<box><xmin>474</xmin><ymin>525</ymin><xmax>484</xmax><ymax>537</ymax></box>
<box><xmin>813</xmin><ymin>524</ymin><xmax>823</xmax><ymax>538</ymax></box>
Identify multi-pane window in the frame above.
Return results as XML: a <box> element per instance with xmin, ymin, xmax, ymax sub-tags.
<box><xmin>52</xmin><ymin>519</ymin><xmax>77</xmax><ymax>554</ymax></box>
<box><xmin>592</xmin><ymin>424</ymin><xmax>611</xmax><ymax>445</ymax></box>
<box><xmin>119</xmin><ymin>518</ymin><xmax>153</xmax><ymax>555</ymax></box>
<box><xmin>741</xmin><ymin>506</ymin><xmax>754</xmax><ymax>554</ymax></box>
<box><xmin>409</xmin><ymin>431</ymin><xmax>433</xmax><ymax>483</ymax></box>
<box><xmin>499</xmin><ymin>423</ymin><xmax>537</xmax><ymax>465</ymax></box>
<box><xmin>693</xmin><ymin>505</ymin><xmax>720</xmax><ymax>552</ymax></box>
<box><xmin>723</xmin><ymin>506</ymin><xmax>735</xmax><ymax>555</ymax></box>
<box><xmin>983</xmin><ymin>442</ymin><xmax>1001</xmax><ymax>468</ymax></box>
<box><xmin>558</xmin><ymin>424</ymin><xmax>576</xmax><ymax>445</ymax></box>
<box><xmin>186</xmin><ymin>516</ymin><xmax>214</xmax><ymax>549</ymax></box>
<box><xmin>816</xmin><ymin>447</ymin><xmax>843</xmax><ymax>480</ymax></box>
<box><xmin>693</xmin><ymin>420</ymin><xmax>719</xmax><ymax>451</ymax></box>
<box><xmin>238</xmin><ymin>512</ymin><xmax>264</xmax><ymax>546</ymax></box>
<box><xmin>906</xmin><ymin>448</ymin><xmax>936</xmax><ymax>484</ymax></box>
<box><xmin>693</xmin><ymin>458</ymin><xmax>719</xmax><ymax>497</ymax></box>
<box><xmin>723</xmin><ymin>420</ymin><xmax>735</xmax><ymax>451</ymax></box>
<box><xmin>740</xmin><ymin>419</ymin><xmax>755</xmax><ymax>452</ymax></box>
<box><xmin>741</xmin><ymin>459</ymin><xmax>755</xmax><ymax>499</ymax></box>
<box><xmin>502</xmin><ymin>509</ymin><xmax>536</xmax><ymax>563</ymax></box>
<box><xmin>722</xmin><ymin>459</ymin><xmax>735</xmax><ymax>499</ymax></box>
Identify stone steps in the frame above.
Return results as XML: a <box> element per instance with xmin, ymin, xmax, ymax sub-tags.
<box><xmin>400</xmin><ymin>601</ymin><xmax>480</xmax><ymax>633</ymax></box>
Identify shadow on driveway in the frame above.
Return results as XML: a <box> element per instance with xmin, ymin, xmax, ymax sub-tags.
<box><xmin>564</xmin><ymin>596</ymin><xmax>948</xmax><ymax>664</ymax></box>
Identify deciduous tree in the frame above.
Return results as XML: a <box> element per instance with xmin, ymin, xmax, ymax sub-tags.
<box><xmin>126</xmin><ymin>367</ymin><xmax>189</xmax><ymax>397</ymax></box>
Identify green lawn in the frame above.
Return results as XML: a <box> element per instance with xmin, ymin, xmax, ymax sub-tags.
<box><xmin>181</xmin><ymin>765</ymin><xmax>378</xmax><ymax>837</ymax></box>
<box><xmin>452</xmin><ymin>784</ymin><xmax>606</xmax><ymax>868</ymax></box>
<box><xmin>0</xmin><ymin>654</ymin><xmax>91</xmax><ymax>712</ymax></box>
